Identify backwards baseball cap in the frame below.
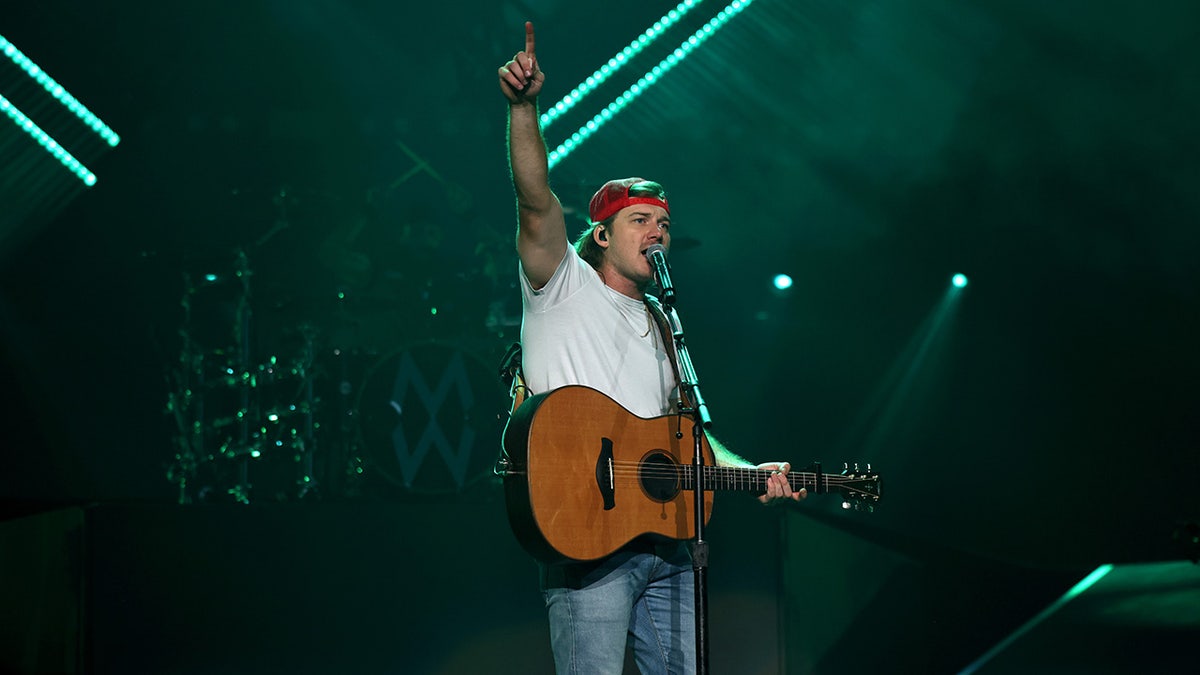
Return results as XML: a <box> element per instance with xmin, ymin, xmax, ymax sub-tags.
<box><xmin>588</xmin><ymin>177</ymin><xmax>670</xmax><ymax>224</ymax></box>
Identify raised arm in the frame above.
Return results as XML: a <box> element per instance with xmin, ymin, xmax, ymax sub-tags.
<box><xmin>499</xmin><ymin>22</ymin><xmax>567</xmax><ymax>289</ymax></box>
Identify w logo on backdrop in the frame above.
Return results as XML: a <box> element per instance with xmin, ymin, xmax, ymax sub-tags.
<box><xmin>356</xmin><ymin>344</ymin><xmax>503</xmax><ymax>494</ymax></box>
<box><xmin>389</xmin><ymin>349</ymin><xmax>475</xmax><ymax>488</ymax></box>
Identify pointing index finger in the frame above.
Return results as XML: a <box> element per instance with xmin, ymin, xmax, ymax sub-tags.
<box><xmin>525</xmin><ymin>21</ymin><xmax>536</xmax><ymax>58</ymax></box>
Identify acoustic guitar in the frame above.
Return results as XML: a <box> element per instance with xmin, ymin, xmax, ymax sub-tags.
<box><xmin>502</xmin><ymin>386</ymin><xmax>882</xmax><ymax>563</ymax></box>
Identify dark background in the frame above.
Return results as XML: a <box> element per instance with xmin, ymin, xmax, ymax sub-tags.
<box><xmin>2</xmin><ymin>0</ymin><xmax>1198</xmax><ymax>672</ymax></box>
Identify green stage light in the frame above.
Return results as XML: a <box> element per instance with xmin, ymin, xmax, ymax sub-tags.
<box><xmin>958</xmin><ymin>565</ymin><xmax>1113</xmax><ymax>674</ymax></box>
<box><xmin>1</xmin><ymin>34</ymin><xmax>120</xmax><ymax>147</ymax></box>
<box><xmin>952</xmin><ymin>273</ymin><xmax>969</xmax><ymax>288</ymax></box>
<box><xmin>1</xmin><ymin>93</ymin><xmax>97</xmax><ymax>186</ymax></box>
<box><xmin>773</xmin><ymin>274</ymin><xmax>793</xmax><ymax>290</ymax></box>
<box><xmin>548</xmin><ymin>0</ymin><xmax>756</xmax><ymax>170</ymax></box>
<box><xmin>541</xmin><ymin>0</ymin><xmax>705</xmax><ymax>131</ymax></box>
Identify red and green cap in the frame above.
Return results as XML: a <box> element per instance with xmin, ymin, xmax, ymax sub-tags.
<box><xmin>588</xmin><ymin>177</ymin><xmax>670</xmax><ymax>224</ymax></box>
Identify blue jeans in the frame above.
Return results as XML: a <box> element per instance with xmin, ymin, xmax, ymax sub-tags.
<box><xmin>541</xmin><ymin>541</ymin><xmax>695</xmax><ymax>675</ymax></box>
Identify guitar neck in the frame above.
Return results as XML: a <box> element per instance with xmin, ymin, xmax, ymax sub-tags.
<box><xmin>682</xmin><ymin>466</ymin><xmax>851</xmax><ymax>496</ymax></box>
<box><xmin>675</xmin><ymin>464</ymin><xmax>881</xmax><ymax>508</ymax></box>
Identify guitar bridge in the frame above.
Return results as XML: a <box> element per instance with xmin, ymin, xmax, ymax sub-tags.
<box><xmin>595</xmin><ymin>438</ymin><xmax>616</xmax><ymax>510</ymax></box>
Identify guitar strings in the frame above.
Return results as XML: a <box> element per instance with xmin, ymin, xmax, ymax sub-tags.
<box><xmin>604</xmin><ymin>465</ymin><xmax>863</xmax><ymax>483</ymax></box>
<box><xmin>556</xmin><ymin>461</ymin><xmax>879</xmax><ymax>496</ymax></box>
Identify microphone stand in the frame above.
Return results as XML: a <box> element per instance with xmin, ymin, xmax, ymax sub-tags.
<box><xmin>659</xmin><ymin>291</ymin><xmax>713</xmax><ymax>674</ymax></box>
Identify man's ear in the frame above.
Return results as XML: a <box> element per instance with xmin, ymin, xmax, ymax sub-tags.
<box><xmin>595</xmin><ymin>227</ymin><xmax>608</xmax><ymax>245</ymax></box>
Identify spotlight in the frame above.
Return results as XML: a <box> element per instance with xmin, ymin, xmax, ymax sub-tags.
<box><xmin>952</xmin><ymin>273</ymin><xmax>968</xmax><ymax>288</ymax></box>
<box><xmin>773</xmin><ymin>274</ymin><xmax>793</xmax><ymax>290</ymax></box>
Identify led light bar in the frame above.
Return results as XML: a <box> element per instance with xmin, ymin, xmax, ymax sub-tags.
<box><xmin>1</xmin><ymin>93</ymin><xmax>97</xmax><ymax>186</ymax></box>
<box><xmin>548</xmin><ymin>0</ymin><xmax>755</xmax><ymax>170</ymax></box>
<box><xmin>540</xmin><ymin>0</ymin><xmax>705</xmax><ymax>131</ymax></box>
<box><xmin>1</xmin><ymin>34</ymin><xmax>120</xmax><ymax>147</ymax></box>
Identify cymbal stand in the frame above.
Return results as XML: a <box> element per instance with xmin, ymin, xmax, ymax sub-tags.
<box><xmin>295</xmin><ymin>323</ymin><xmax>319</xmax><ymax>499</ymax></box>
<box><xmin>331</xmin><ymin>341</ymin><xmax>365</xmax><ymax>499</ymax></box>
<box><xmin>225</xmin><ymin>248</ymin><xmax>254</xmax><ymax>504</ymax></box>
<box><xmin>165</xmin><ymin>272</ymin><xmax>203</xmax><ymax>504</ymax></box>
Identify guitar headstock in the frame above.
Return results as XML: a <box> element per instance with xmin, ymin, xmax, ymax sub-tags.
<box><xmin>836</xmin><ymin>463</ymin><xmax>882</xmax><ymax>512</ymax></box>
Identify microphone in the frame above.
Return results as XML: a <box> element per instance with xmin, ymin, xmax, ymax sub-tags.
<box><xmin>645</xmin><ymin>243</ymin><xmax>675</xmax><ymax>305</ymax></box>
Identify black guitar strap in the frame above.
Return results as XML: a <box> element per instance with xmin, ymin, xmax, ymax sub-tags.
<box><xmin>643</xmin><ymin>294</ymin><xmax>693</xmax><ymax>412</ymax></box>
<box><xmin>495</xmin><ymin>341</ymin><xmax>530</xmax><ymax>477</ymax></box>
<box><xmin>498</xmin><ymin>341</ymin><xmax>531</xmax><ymax>411</ymax></box>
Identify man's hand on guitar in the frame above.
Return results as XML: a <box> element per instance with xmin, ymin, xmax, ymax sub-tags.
<box><xmin>757</xmin><ymin>462</ymin><xmax>807</xmax><ymax>505</ymax></box>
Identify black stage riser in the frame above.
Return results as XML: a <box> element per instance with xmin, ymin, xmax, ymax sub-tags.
<box><xmin>1</xmin><ymin>497</ymin><xmax>785</xmax><ymax>675</ymax></box>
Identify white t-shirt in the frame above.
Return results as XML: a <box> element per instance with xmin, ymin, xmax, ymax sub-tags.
<box><xmin>520</xmin><ymin>247</ymin><xmax>677</xmax><ymax>418</ymax></box>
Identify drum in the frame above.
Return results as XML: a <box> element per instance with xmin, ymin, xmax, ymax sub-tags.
<box><xmin>171</xmin><ymin>342</ymin><xmax>317</xmax><ymax>503</ymax></box>
<box><xmin>353</xmin><ymin>342</ymin><xmax>506</xmax><ymax>496</ymax></box>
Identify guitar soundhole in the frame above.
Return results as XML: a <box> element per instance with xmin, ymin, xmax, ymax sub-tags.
<box><xmin>639</xmin><ymin>452</ymin><xmax>681</xmax><ymax>503</ymax></box>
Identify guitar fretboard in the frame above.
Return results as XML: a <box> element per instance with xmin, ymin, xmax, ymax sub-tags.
<box><xmin>678</xmin><ymin>466</ymin><xmax>880</xmax><ymax>502</ymax></box>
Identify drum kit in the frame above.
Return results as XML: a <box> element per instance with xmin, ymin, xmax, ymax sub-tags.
<box><xmin>164</xmin><ymin>185</ymin><xmax>517</xmax><ymax>504</ymax></box>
